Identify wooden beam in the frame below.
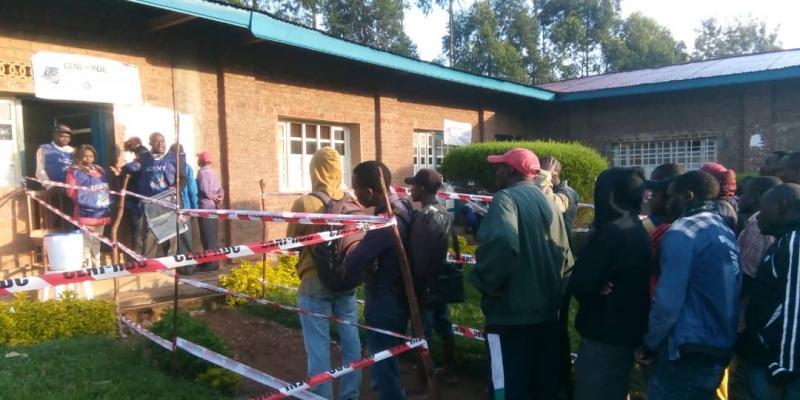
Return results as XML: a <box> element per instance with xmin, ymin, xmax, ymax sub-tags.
<box><xmin>146</xmin><ymin>13</ymin><xmax>197</xmax><ymax>32</ymax></box>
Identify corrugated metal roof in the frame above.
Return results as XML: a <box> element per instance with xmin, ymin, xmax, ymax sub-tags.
<box><xmin>539</xmin><ymin>49</ymin><xmax>800</xmax><ymax>94</ymax></box>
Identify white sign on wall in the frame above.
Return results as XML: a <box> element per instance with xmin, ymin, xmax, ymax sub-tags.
<box><xmin>31</xmin><ymin>52</ymin><xmax>142</xmax><ymax>105</ymax></box>
<box><xmin>443</xmin><ymin>119</ymin><xmax>472</xmax><ymax>146</ymax></box>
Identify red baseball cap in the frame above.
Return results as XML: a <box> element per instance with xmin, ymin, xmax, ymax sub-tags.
<box><xmin>197</xmin><ymin>151</ymin><xmax>212</xmax><ymax>164</ymax></box>
<box><xmin>487</xmin><ymin>148</ymin><xmax>541</xmax><ymax>178</ymax></box>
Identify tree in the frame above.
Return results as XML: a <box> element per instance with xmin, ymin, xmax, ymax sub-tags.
<box><xmin>538</xmin><ymin>0</ymin><xmax>621</xmax><ymax>78</ymax></box>
<box><xmin>416</xmin><ymin>0</ymin><xmax>455</xmax><ymax>66</ymax></box>
<box><xmin>322</xmin><ymin>0</ymin><xmax>418</xmax><ymax>57</ymax></box>
<box><xmin>603</xmin><ymin>12</ymin><xmax>687</xmax><ymax>72</ymax></box>
<box><xmin>693</xmin><ymin>17</ymin><xmax>781</xmax><ymax>60</ymax></box>
<box><xmin>446</xmin><ymin>1</ymin><xmax>528</xmax><ymax>83</ymax></box>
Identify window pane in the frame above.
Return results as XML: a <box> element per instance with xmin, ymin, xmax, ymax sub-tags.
<box><xmin>334</xmin><ymin>129</ymin><xmax>344</xmax><ymax>140</ymax></box>
<box><xmin>291</xmin><ymin>123</ymin><xmax>302</xmax><ymax>138</ymax></box>
<box><xmin>306</xmin><ymin>141</ymin><xmax>318</xmax><ymax>155</ymax></box>
<box><xmin>320</xmin><ymin>126</ymin><xmax>331</xmax><ymax>141</ymax></box>
<box><xmin>306</xmin><ymin>124</ymin><xmax>318</xmax><ymax>140</ymax></box>
<box><xmin>335</xmin><ymin>142</ymin><xmax>345</xmax><ymax>155</ymax></box>
<box><xmin>291</xmin><ymin>140</ymin><xmax>302</xmax><ymax>154</ymax></box>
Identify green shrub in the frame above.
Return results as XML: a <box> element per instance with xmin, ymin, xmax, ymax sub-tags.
<box><xmin>218</xmin><ymin>257</ymin><xmax>300</xmax><ymax>306</ymax></box>
<box><xmin>0</xmin><ymin>292</ymin><xmax>116</xmax><ymax>346</ymax></box>
<box><xmin>440</xmin><ymin>140</ymin><xmax>608</xmax><ymax>200</ymax></box>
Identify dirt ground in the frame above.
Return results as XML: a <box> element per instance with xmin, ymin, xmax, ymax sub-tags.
<box><xmin>197</xmin><ymin>307</ymin><xmax>489</xmax><ymax>400</ymax></box>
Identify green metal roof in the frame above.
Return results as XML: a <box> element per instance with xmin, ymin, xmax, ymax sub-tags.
<box><xmin>127</xmin><ymin>0</ymin><xmax>556</xmax><ymax>101</ymax></box>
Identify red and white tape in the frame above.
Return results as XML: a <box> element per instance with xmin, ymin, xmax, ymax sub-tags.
<box><xmin>174</xmin><ymin>275</ymin><xmax>415</xmax><ymax>341</ymax></box>
<box><xmin>254</xmin><ymin>337</ymin><xmax>428</xmax><ymax>400</ymax></box>
<box><xmin>120</xmin><ymin>316</ymin><xmax>325</xmax><ymax>400</ymax></box>
<box><xmin>393</xmin><ymin>185</ymin><xmax>595</xmax><ymax>209</ymax></box>
<box><xmin>451</xmin><ymin>324</ymin><xmax>486</xmax><ymax>341</ymax></box>
<box><xmin>179</xmin><ymin>208</ymin><xmax>394</xmax><ymax>226</ymax></box>
<box><xmin>26</xmin><ymin>177</ymin><xmax>178</xmax><ymax>210</ymax></box>
<box><xmin>0</xmin><ymin>223</ymin><xmax>393</xmax><ymax>295</ymax></box>
<box><xmin>27</xmin><ymin>192</ymin><xmax>143</xmax><ymax>261</ymax></box>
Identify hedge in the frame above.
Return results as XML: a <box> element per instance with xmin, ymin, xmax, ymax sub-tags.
<box><xmin>0</xmin><ymin>292</ymin><xmax>116</xmax><ymax>346</ymax></box>
<box><xmin>440</xmin><ymin>140</ymin><xmax>608</xmax><ymax>201</ymax></box>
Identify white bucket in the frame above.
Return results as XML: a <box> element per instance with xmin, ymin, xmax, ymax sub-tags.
<box><xmin>44</xmin><ymin>231</ymin><xmax>84</xmax><ymax>271</ymax></box>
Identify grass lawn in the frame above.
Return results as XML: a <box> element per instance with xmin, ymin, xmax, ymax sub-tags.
<box><xmin>0</xmin><ymin>336</ymin><xmax>227</xmax><ymax>400</ymax></box>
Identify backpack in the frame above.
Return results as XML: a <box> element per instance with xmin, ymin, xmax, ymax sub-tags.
<box><xmin>402</xmin><ymin>199</ymin><xmax>453</xmax><ymax>304</ymax></box>
<box><xmin>309</xmin><ymin>191</ymin><xmax>371</xmax><ymax>292</ymax></box>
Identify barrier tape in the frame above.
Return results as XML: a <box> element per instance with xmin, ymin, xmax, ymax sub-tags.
<box><xmin>257</xmin><ymin>279</ymin><xmax>489</xmax><ymax>342</ymax></box>
<box><xmin>179</xmin><ymin>208</ymin><xmax>394</xmax><ymax>226</ymax></box>
<box><xmin>120</xmin><ymin>315</ymin><xmax>174</xmax><ymax>350</ymax></box>
<box><xmin>452</xmin><ymin>324</ymin><xmax>486</xmax><ymax>341</ymax></box>
<box><xmin>447</xmin><ymin>252</ymin><xmax>476</xmax><ymax>265</ymax></box>
<box><xmin>26</xmin><ymin>192</ymin><xmax>143</xmax><ymax>262</ymax></box>
<box><xmin>25</xmin><ymin>177</ymin><xmax>178</xmax><ymax>210</ymax></box>
<box><xmin>392</xmin><ymin>185</ymin><xmax>595</xmax><ymax>209</ymax></box>
<box><xmin>120</xmin><ymin>316</ymin><xmax>325</xmax><ymax>400</ymax></box>
<box><xmin>254</xmin><ymin>337</ymin><xmax>428</xmax><ymax>400</ymax></box>
<box><xmin>173</xmin><ymin>275</ymin><xmax>415</xmax><ymax>341</ymax></box>
<box><xmin>0</xmin><ymin>223</ymin><xmax>393</xmax><ymax>295</ymax></box>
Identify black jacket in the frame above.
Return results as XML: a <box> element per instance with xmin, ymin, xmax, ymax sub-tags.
<box><xmin>569</xmin><ymin>215</ymin><xmax>652</xmax><ymax>346</ymax></box>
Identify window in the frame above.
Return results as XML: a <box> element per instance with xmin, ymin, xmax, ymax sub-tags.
<box><xmin>495</xmin><ymin>134</ymin><xmax>523</xmax><ymax>142</ymax></box>
<box><xmin>0</xmin><ymin>99</ymin><xmax>21</xmax><ymax>187</ymax></box>
<box><xmin>413</xmin><ymin>131</ymin><xmax>452</xmax><ymax>174</ymax></box>
<box><xmin>612</xmin><ymin>138</ymin><xmax>717</xmax><ymax>176</ymax></box>
<box><xmin>277</xmin><ymin>121</ymin><xmax>351</xmax><ymax>192</ymax></box>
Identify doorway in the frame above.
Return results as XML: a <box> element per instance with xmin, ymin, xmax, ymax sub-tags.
<box><xmin>21</xmin><ymin>99</ymin><xmax>114</xmax><ymax>179</ymax></box>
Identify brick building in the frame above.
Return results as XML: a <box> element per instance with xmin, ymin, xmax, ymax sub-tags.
<box><xmin>0</xmin><ymin>0</ymin><xmax>799</xmax><ymax>297</ymax></box>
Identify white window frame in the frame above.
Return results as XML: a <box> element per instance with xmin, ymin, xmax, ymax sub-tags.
<box><xmin>612</xmin><ymin>137</ymin><xmax>717</xmax><ymax>177</ymax></box>
<box><xmin>277</xmin><ymin>120</ymin><xmax>351</xmax><ymax>192</ymax></box>
<box><xmin>413</xmin><ymin>131</ymin><xmax>452</xmax><ymax>174</ymax></box>
<box><xmin>0</xmin><ymin>98</ymin><xmax>23</xmax><ymax>187</ymax></box>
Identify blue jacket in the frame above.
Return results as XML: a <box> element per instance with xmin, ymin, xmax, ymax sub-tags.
<box><xmin>180</xmin><ymin>164</ymin><xmax>199</xmax><ymax>209</ymax></box>
<box><xmin>644</xmin><ymin>209</ymin><xmax>741</xmax><ymax>360</ymax></box>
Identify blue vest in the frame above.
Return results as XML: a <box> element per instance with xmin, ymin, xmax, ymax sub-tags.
<box><xmin>138</xmin><ymin>153</ymin><xmax>175</xmax><ymax>197</ymax></box>
<box><xmin>41</xmin><ymin>143</ymin><xmax>73</xmax><ymax>183</ymax></box>
<box><xmin>73</xmin><ymin>168</ymin><xmax>111</xmax><ymax>219</ymax></box>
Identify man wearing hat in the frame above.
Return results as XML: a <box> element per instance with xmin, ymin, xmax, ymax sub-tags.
<box><xmin>196</xmin><ymin>150</ymin><xmax>224</xmax><ymax>271</ymax></box>
<box><xmin>35</xmin><ymin>124</ymin><xmax>74</xmax><ymax>189</ymax></box>
<box><xmin>404</xmin><ymin>168</ymin><xmax>458</xmax><ymax>385</ymax></box>
<box><xmin>469</xmin><ymin>148</ymin><xmax>573</xmax><ymax>400</ymax></box>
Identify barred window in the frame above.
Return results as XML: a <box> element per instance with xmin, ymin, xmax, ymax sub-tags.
<box><xmin>612</xmin><ymin>138</ymin><xmax>717</xmax><ymax>176</ymax></box>
<box><xmin>413</xmin><ymin>131</ymin><xmax>452</xmax><ymax>174</ymax></box>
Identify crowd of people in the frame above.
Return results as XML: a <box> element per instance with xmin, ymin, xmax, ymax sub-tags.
<box><xmin>35</xmin><ymin>125</ymin><xmax>225</xmax><ymax>272</ymax></box>
<box><xmin>33</xmin><ymin>121</ymin><xmax>800</xmax><ymax>400</ymax></box>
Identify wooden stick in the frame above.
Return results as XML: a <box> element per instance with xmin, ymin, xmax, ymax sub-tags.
<box><xmin>110</xmin><ymin>174</ymin><xmax>131</xmax><ymax>307</ymax></box>
<box><xmin>377</xmin><ymin>168</ymin><xmax>438</xmax><ymax>399</ymax></box>
<box><xmin>259</xmin><ymin>179</ymin><xmax>268</xmax><ymax>297</ymax></box>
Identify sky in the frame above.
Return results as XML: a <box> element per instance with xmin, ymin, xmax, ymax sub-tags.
<box><xmin>404</xmin><ymin>0</ymin><xmax>800</xmax><ymax>62</ymax></box>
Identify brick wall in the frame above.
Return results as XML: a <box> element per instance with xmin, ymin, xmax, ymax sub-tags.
<box><xmin>543</xmin><ymin>81</ymin><xmax>800</xmax><ymax>172</ymax></box>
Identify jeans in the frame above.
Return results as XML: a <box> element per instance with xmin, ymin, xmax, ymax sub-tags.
<box><xmin>745</xmin><ymin>363</ymin><xmax>800</xmax><ymax>400</ymax></box>
<box><xmin>129</xmin><ymin>213</ymin><xmax>144</xmax><ymax>255</ymax></box>
<box><xmin>198</xmin><ymin>217</ymin><xmax>219</xmax><ymax>270</ymax></box>
<box><xmin>485</xmin><ymin>322</ymin><xmax>560</xmax><ymax>400</ymax></box>
<box><xmin>647</xmin><ymin>351</ymin><xmax>727</xmax><ymax>400</ymax></box>
<box><xmin>298</xmin><ymin>293</ymin><xmax>361</xmax><ymax>400</ymax></box>
<box><xmin>574</xmin><ymin>338</ymin><xmax>635</xmax><ymax>400</ymax></box>
<box><xmin>365</xmin><ymin>291</ymin><xmax>410</xmax><ymax>400</ymax></box>
<box><xmin>423</xmin><ymin>301</ymin><xmax>453</xmax><ymax>340</ymax></box>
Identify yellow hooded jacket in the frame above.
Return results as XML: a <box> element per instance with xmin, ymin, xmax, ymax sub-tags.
<box><xmin>286</xmin><ymin>147</ymin><xmax>344</xmax><ymax>281</ymax></box>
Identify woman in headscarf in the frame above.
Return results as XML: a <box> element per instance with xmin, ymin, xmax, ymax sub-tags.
<box><xmin>700</xmin><ymin>162</ymin><xmax>738</xmax><ymax>233</ymax></box>
<box><xmin>569</xmin><ymin>167</ymin><xmax>653</xmax><ymax>400</ymax></box>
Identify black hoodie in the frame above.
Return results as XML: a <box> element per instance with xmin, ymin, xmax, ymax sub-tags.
<box><xmin>568</xmin><ymin>167</ymin><xmax>653</xmax><ymax>346</ymax></box>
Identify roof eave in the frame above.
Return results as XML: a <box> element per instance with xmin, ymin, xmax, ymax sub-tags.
<box><xmin>554</xmin><ymin>66</ymin><xmax>800</xmax><ymax>101</ymax></box>
<box><xmin>127</xmin><ymin>0</ymin><xmax>556</xmax><ymax>102</ymax></box>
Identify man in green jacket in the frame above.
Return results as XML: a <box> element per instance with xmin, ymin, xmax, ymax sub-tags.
<box><xmin>470</xmin><ymin>147</ymin><xmax>574</xmax><ymax>400</ymax></box>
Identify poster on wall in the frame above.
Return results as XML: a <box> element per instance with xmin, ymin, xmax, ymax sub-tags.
<box><xmin>31</xmin><ymin>52</ymin><xmax>142</xmax><ymax>105</ymax></box>
<box><xmin>113</xmin><ymin>105</ymin><xmax>197</xmax><ymax>170</ymax></box>
<box><xmin>443</xmin><ymin>119</ymin><xmax>472</xmax><ymax>146</ymax></box>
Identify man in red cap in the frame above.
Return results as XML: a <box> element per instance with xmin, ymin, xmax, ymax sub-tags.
<box><xmin>195</xmin><ymin>150</ymin><xmax>224</xmax><ymax>271</ymax></box>
<box><xmin>470</xmin><ymin>148</ymin><xmax>574</xmax><ymax>400</ymax></box>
